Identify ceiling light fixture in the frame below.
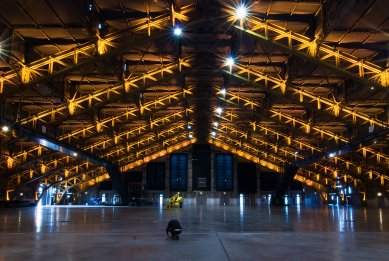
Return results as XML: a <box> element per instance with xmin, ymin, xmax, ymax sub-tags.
<box><xmin>226</xmin><ymin>57</ymin><xmax>235</xmax><ymax>67</ymax></box>
<box><xmin>173</xmin><ymin>27</ymin><xmax>182</xmax><ymax>36</ymax></box>
<box><xmin>236</xmin><ymin>5</ymin><xmax>248</xmax><ymax>20</ymax></box>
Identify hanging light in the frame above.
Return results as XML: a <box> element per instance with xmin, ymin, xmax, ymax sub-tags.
<box><xmin>225</xmin><ymin>57</ymin><xmax>235</xmax><ymax>67</ymax></box>
<box><xmin>173</xmin><ymin>26</ymin><xmax>182</xmax><ymax>37</ymax></box>
<box><xmin>215</xmin><ymin>107</ymin><xmax>223</xmax><ymax>114</ymax></box>
<box><xmin>235</xmin><ymin>5</ymin><xmax>248</xmax><ymax>20</ymax></box>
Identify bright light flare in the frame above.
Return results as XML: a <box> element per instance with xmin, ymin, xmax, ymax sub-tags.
<box><xmin>173</xmin><ymin>27</ymin><xmax>182</xmax><ymax>36</ymax></box>
<box><xmin>220</xmin><ymin>88</ymin><xmax>226</xmax><ymax>96</ymax></box>
<box><xmin>225</xmin><ymin>57</ymin><xmax>235</xmax><ymax>67</ymax></box>
<box><xmin>211</xmin><ymin>131</ymin><xmax>216</xmax><ymax>137</ymax></box>
<box><xmin>215</xmin><ymin>107</ymin><xmax>223</xmax><ymax>114</ymax></box>
<box><xmin>236</xmin><ymin>5</ymin><xmax>248</xmax><ymax>20</ymax></box>
<box><xmin>213</xmin><ymin>121</ymin><xmax>219</xmax><ymax>127</ymax></box>
<box><xmin>1</xmin><ymin>126</ymin><xmax>9</xmax><ymax>132</ymax></box>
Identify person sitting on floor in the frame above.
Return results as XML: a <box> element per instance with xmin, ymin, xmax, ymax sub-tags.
<box><xmin>166</xmin><ymin>219</ymin><xmax>182</xmax><ymax>240</ymax></box>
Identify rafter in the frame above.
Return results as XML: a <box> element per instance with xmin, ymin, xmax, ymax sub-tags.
<box><xmin>217</xmin><ymin>85</ymin><xmax>388</xmax><ymax>170</ymax></box>
<box><xmin>216</xmin><ymin>88</ymin><xmax>388</xmax><ymax>189</ymax></box>
<box><xmin>222</xmin><ymin>3</ymin><xmax>389</xmax><ymax>88</ymax></box>
<box><xmin>6</xmin><ymin>108</ymin><xmax>193</xmax><ymax>191</ymax></box>
<box><xmin>18</xmin><ymin>57</ymin><xmax>192</xmax><ymax>127</ymax></box>
<box><xmin>209</xmin><ymin>138</ymin><xmax>328</xmax><ymax>191</ymax></box>
<box><xmin>217</xmin><ymin>117</ymin><xmax>366</xmax><ymax>190</ymax></box>
<box><xmin>0</xmin><ymin>4</ymin><xmax>194</xmax><ymax>94</ymax></box>
<box><xmin>228</xmin><ymin>63</ymin><xmax>388</xmax><ymax>129</ymax></box>
<box><xmin>3</xmin><ymin>87</ymin><xmax>193</xmax><ymax>173</ymax></box>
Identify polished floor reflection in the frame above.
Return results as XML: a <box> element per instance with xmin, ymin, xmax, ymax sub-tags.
<box><xmin>0</xmin><ymin>205</ymin><xmax>388</xmax><ymax>260</ymax></box>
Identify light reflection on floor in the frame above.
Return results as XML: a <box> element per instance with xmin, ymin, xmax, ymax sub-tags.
<box><xmin>0</xmin><ymin>205</ymin><xmax>388</xmax><ymax>260</ymax></box>
<box><xmin>1</xmin><ymin>204</ymin><xmax>388</xmax><ymax>233</ymax></box>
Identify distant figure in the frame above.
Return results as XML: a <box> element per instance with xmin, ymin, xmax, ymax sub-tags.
<box><xmin>166</xmin><ymin>219</ymin><xmax>182</xmax><ymax>240</ymax></box>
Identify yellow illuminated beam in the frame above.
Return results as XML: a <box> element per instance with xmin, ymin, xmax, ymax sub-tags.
<box><xmin>117</xmin><ymin>132</ymin><xmax>190</xmax><ymax>164</ymax></box>
<box><xmin>216</xmin><ymin>86</ymin><xmax>263</xmax><ymax>110</ymax></box>
<box><xmin>295</xmin><ymin>174</ymin><xmax>326</xmax><ymax>192</ymax></box>
<box><xmin>217</xmin><ymin>119</ymin><xmax>360</xmax><ymax>186</ymax></box>
<box><xmin>219</xmin><ymin>123</ymin><xmax>303</xmax><ymax>160</ymax></box>
<box><xmin>210</xmin><ymin>132</ymin><xmax>328</xmax><ymax>191</ymax></box>
<box><xmin>268</xmin><ymin>109</ymin><xmax>388</xmax><ymax>178</ymax></box>
<box><xmin>56</xmin><ymin>135</ymin><xmax>196</xmax><ymax>196</ymax></box>
<box><xmin>233</xmin><ymin>63</ymin><xmax>388</xmax><ymax>128</ymax></box>
<box><xmin>209</xmin><ymin>135</ymin><xmax>281</xmax><ymax>172</ymax></box>
<box><xmin>2</xmin><ymin>75</ymin><xmax>193</xmax><ymax>172</ymax></box>
<box><xmin>218</xmin><ymin>89</ymin><xmax>388</xmax><ymax>174</ymax></box>
<box><xmin>221</xmin><ymin>3</ymin><xmax>389</xmax><ymax>88</ymax></box>
<box><xmin>217</xmin><ymin>99</ymin><xmax>387</xmax><ymax>188</ymax></box>
<box><xmin>103</xmin><ymin>124</ymin><xmax>187</xmax><ymax>159</ymax></box>
<box><xmin>6</xmin><ymin>159</ymin><xmax>94</xmax><ymax>190</ymax></box>
<box><xmin>59</xmin><ymin>87</ymin><xmax>193</xmax><ymax>142</ymax></box>
<box><xmin>19</xmin><ymin>57</ymin><xmax>192</xmax><ymax>126</ymax></box>
<box><xmin>121</xmin><ymin>138</ymin><xmax>196</xmax><ymax>171</ymax></box>
<box><xmin>84</xmin><ymin>110</ymin><xmax>190</xmax><ymax>154</ymax></box>
<box><xmin>57</xmin><ymin>136</ymin><xmax>196</xmax><ymax>191</ymax></box>
<box><xmin>269</xmin><ymin>109</ymin><xmax>349</xmax><ymax>143</ymax></box>
<box><xmin>55</xmin><ymin>171</ymin><xmax>110</xmax><ymax>203</ymax></box>
<box><xmin>7</xmin><ymin>113</ymin><xmax>191</xmax><ymax>189</ymax></box>
<box><xmin>215</xmin><ymin>93</ymin><xmax>388</xmax><ymax>176</ymax></box>
<box><xmin>359</xmin><ymin>147</ymin><xmax>389</xmax><ymax>165</ymax></box>
<box><xmin>254</xmin><ymin>122</ymin><xmax>387</xmax><ymax>185</ymax></box>
<box><xmin>0</xmin><ymin>4</ymin><xmax>194</xmax><ymax>94</ymax></box>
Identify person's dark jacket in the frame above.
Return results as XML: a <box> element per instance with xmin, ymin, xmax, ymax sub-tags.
<box><xmin>166</xmin><ymin>219</ymin><xmax>182</xmax><ymax>235</ymax></box>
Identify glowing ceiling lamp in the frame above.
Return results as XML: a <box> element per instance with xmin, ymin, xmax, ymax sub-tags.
<box><xmin>225</xmin><ymin>57</ymin><xmax>235</xmax><ymax>73</ymax></box>
<box><xmin>226</xmin><ymin>57</ymin><xmax>235</xmax><ymax>67</ymax></box>
<box><xmin>236</xmin><ymin>5</ymin><xmax>248</xmax><ymax>20</ymax></box>
<box><xmin>173</xmin><ymin>27</ymin><xmax>182</xmax><ymax>36</ymax></box>
<box><xmin>215</xmin><ymin>107</ymin><xmax>223</xmax><ymax>114</ymax></box>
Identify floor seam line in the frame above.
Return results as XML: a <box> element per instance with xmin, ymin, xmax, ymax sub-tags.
<box><xmin>216</xmin><ymin>232</ymin><xmax>231</xmax><ymax>261</ymax></box>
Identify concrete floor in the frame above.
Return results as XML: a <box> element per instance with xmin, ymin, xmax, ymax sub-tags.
<box><xmin>0</xmin><ymin>205</ymin><xmax>388</xmax><ymax>260</ymax></box>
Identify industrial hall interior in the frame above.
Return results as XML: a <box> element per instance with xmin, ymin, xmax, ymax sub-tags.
<box><xmin>0</xmin><ymin>0</ymin><xmax>389</xmax><ymax>260</ymax></box>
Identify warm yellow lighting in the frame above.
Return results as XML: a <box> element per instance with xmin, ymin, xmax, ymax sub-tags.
<box><xmin>68</xmin><ymin>100</ymin><xmax>76</xmax><ymax>115</ymax></box>
<box><xmin>21</xmin><ymin>66</ymin><xmax>31</xmax><ymax>84</ymax></box>
<box><xmin>41</xmin><ymin>164</ymin><xmax>47</xmax><ymax>174</ymax></box>
<box><xmin>229</xmin><ymin>9</ymin><xmax>389</xmax><ymax>88</ymax></box>
<box><xmin>97</xmin><ymin>37</ymin><xmax>108</xmax><ymax>55</ymax></box>
<box><xmin>7</xmin><ymin>156</ymin><xmax>14</xmax><ymax>169</ymax></box>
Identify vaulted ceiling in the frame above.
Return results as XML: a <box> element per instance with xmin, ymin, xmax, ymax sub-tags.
<box><xmin>0</xmin><ymin>0</ymin><xmax>388</xmax><ymax>200</ymax></box>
